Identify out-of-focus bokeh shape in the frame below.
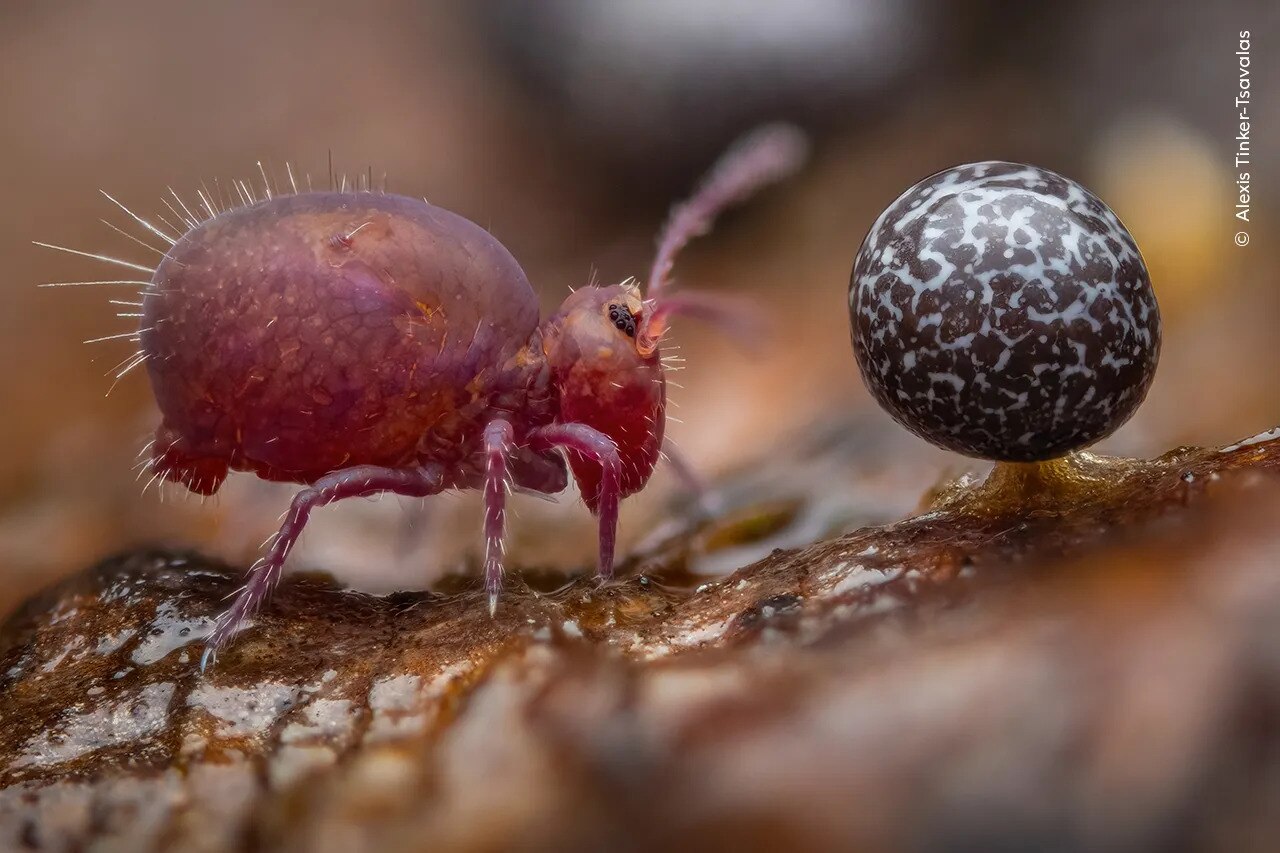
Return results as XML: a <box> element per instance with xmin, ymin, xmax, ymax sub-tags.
<box><xmin>476</xmin><ymin>0</ymin><xmax>951</xmax><ymax>187</ymax></box>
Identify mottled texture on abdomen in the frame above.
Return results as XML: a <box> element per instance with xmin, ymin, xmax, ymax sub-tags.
<box><xmin>142</xmin><ymin>192</ymin><xmax>539</xmax><ymax>486</ymax></box>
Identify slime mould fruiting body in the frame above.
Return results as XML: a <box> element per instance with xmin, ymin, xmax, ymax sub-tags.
<box><xmin>97</xmin><ymin>126</ymin><xmax>806</xmax><ymax>664</ymax></box>
<box><xmin>850</xmin><ymin>161</ymin><xmax>1161</xmax><ymax>463</ymax></box>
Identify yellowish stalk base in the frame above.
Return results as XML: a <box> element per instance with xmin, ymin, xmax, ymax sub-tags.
<box><xmin>925</xmin><ymin>451</ymin><xmax>1161</xmax><ymax>517</ymax></box>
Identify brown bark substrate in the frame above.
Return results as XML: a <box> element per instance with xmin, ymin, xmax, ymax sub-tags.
<box><xmin>1</xmin><ymin>427</ymin><xmax>1279</xmax><ymax>852</ymax></box>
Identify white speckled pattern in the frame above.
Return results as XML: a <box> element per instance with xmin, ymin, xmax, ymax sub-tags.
<box><xmin>849</xmin><ymin>162</ymin><xmax>1160</xmax><ymax>461</ymax></box>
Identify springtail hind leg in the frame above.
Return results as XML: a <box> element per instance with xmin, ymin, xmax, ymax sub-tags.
<box><xmin>200</xmin><ymin>463</ymin><xmax>446</xmax><ymax>671</ymax></box>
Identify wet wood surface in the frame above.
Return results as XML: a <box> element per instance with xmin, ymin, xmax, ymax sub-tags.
<box><xmin>1</xmin><ymin>424</ymin><xmax>1278</xmax><ymax>852</ymax></box>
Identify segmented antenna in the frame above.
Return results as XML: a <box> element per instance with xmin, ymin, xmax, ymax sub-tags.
<box><xmin>639</xmin><ymin>123</ymin><xmax>808</xmax><ymax>354</ymax></box>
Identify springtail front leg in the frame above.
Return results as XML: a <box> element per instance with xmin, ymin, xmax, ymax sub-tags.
<box><xmin>527</xmin><ymin>423</ymin><xmax>622</xmax><ymax>580</ymax></box>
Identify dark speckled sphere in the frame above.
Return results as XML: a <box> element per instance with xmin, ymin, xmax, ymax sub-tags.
<box><xmin>849</xmin><ymin>162</ymin><xmax>1160</xmax><ymax>461</ymax></box>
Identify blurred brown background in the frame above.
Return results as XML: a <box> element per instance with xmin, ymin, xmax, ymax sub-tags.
<box><xmin>0</xmin><ymin>0</ymin><xmax>1275</xmax><ymax>614</ymax></box>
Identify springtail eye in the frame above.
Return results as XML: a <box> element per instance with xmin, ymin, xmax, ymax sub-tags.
<box><xmin>607</xmin><ymin>303</ymin><xmax>636</xmax><ymax>338</ymax></box>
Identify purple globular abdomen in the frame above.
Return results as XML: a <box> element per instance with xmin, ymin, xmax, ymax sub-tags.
<box><xmin>141</xmin><ymin>192</ymin><xmax>540</xmax><ymax>494</ymax></box>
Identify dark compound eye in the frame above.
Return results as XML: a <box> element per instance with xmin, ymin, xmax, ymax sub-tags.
<box><xmin>608</xmin><ymin>303</ymin><xmax>637</xmax><ymax>338</ymax></box>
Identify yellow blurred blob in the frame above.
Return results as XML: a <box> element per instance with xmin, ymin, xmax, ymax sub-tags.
<box><xmin>1092</xmin><ymin>115</ymin><xmax>1236</xmax><ymax>323</ymax></box>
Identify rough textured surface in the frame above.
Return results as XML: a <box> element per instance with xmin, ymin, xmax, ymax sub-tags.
<box><xmin>1</xmin><ymin>423</ymin><xmax>1278</xmax><ymax>851</ymax></box>
<box><xmin>144</xmin><ymin>191</ymin><xmax>547</xmax><ymax>494</ymax></box>
<box><xmin>850</xmin><ymin>161</ymin><xmax>1161</xmax><ymax>461</ymax></box>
